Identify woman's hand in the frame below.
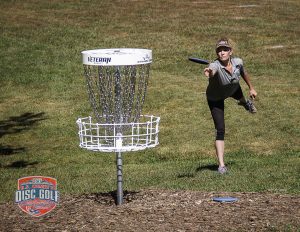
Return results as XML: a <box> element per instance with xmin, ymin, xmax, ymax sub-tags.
<box><xmin>249</xmin><ymin>88</ymin><xmax>257</xmax><ymax>99</ymax></box>
<box><xmin>204</xmin><ymin>68</ymin><xmax>213</xmax><ymax>78</ymax></box>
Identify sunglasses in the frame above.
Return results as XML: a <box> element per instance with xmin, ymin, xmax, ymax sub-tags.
<box><xmin>217</xmin><ymin>47</ymin><xmax>231</xmax><ymax>52</ymax></box>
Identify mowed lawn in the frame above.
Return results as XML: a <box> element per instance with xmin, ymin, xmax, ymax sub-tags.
<box><xmin>0</xmin><ymin>0</ymin><xmax>299</xmax><ymax>202</ymax></box>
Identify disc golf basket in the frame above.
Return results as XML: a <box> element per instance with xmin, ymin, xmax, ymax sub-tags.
<box><xmin>76</xmin><ymin>48</ymin><xmax>160</xmax><ymax>205</ymax></box>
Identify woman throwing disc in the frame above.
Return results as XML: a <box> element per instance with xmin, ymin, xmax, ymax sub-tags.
<box><xmin>204</xmin><ymin>37</ymin><xmax>257</xmax><ymax>174</ymax></box>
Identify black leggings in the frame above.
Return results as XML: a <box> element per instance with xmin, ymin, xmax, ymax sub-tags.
<box><xmin>207</xmin><ymin>86</ymin><xmax>244</xmax><ymax>140</ymax></box>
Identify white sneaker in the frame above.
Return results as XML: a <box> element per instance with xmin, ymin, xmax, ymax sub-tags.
<box><xmin>218</xmin><ymin>166</ymin><xmax>228</xmax><ymax>174</ymax></box>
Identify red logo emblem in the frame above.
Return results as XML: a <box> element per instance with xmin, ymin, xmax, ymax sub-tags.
<box><xmin>15</xmin><ymin>176</ymin><xmax>59</xmax><ymax>217</ymax></box>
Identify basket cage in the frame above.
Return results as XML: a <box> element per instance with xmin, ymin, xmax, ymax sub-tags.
<box><xmin>78</xmin><ymin>48</ymin><xmax>159</xmax><ymax>152</ymax></box>
<box><xmin>77</xmin><ymin>115</ymin><xmax>160</xmax><ymax>152</ymax></box>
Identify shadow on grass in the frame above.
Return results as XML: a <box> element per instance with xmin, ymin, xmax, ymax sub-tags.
<box><xmin>177</xmin><ymin>164</ymin><xmax>219</xmax><ymax>178</ymax></box>
<box><xmin>196</xmin><ymin>161</ymin><xmax>236</xmax><ymax>172</ymax></box>
<box><xmin>0</xmin><ymin>145</ymin><xmax>26</xmax><ymax>155</ymax></box>
<box><xmin>0</xmin><ymin>112</ymin><xmax>47</xmax><ymax>156</ymax></box>
<box><xmin>4</xmin><ymin>160</ymin><xmax>39</xmax><ymax>168</ymax></box>
<box><xmin>177</xmin><ymin>161</ymin><xmax>237</xmax><ymax>178</ymax></box>
<box><xmin>196</xmin><ymin>164</ymin><xmax>219</xmax><ymax>172</ymax></box>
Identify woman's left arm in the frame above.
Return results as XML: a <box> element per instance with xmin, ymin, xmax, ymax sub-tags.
<box><xmin>241</xmin><ymin>68</ymin><xmax>257</xmax><ymax>99</ymax></box>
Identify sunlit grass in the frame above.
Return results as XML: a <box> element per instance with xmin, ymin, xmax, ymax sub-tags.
<box><xmin>0</xmin><ymin>0</ymin><xmax>299</xmax><ymax>202</ymax></box>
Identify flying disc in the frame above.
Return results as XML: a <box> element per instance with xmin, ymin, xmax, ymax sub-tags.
<box><xmin>188</xmin><ymin>57</ymin><xmax>209</xmax><ymax>65</ymax></box>
<box><xmin>212</xmin><ymin>197</ymin><xmax>238</xmax><ymax>202</ymax></box>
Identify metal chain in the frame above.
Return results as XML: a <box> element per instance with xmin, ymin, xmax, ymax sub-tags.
<box><xmin>84</xmin><ymin>65</ymin><xmax>102</xmax><ymax>122</ymax></box>
<box><xmin>83</xmin><ymin>64</ymin><xmax>150</xmax><ymax>127</ymax></box>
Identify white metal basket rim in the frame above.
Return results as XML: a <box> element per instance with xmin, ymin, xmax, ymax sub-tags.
<box><xmin>76</xmin><ymin>115</ymin><xmax>160</xmax><ymax>126</ymax></box>
<box><xmin>76</xmin><ymin>115</ymin><xmax>160</xmax><ymax>152</ymax></box>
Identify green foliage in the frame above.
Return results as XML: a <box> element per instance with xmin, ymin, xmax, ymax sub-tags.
<box><xmin>0</xmin><ymin>0</ymin><xmax>299</xmax><ymax>202</ymax></box>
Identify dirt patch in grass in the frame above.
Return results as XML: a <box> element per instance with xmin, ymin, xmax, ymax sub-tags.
<box><xmin>1</xmin><ymin>189</ymin><xmax>299</xmax><ymax>231</ymax></box>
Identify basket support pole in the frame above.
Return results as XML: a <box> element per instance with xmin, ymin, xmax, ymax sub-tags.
<box><xmin>116</xmin><ymin>151</ymin><xmax>123</xmax><ymax>205</ymax></box>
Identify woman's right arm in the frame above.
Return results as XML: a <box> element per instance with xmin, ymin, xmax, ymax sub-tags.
<box><xmin>204</xmin><ymin>64</ymin><xmax>217</xmax><ymax>78</ymax></box>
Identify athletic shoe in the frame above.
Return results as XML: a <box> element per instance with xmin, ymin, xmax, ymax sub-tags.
<box><xmin>218</xmin><ymin>166</ymin><xmax>228</xmax><ymax>174</ymax></box>
<box><xmin>245</xmin><ymin>99</ymin><xmax>257</xmax><ymax>113</ymax></box>
<box><xmin>238</xmin><ymin>99</ymin><xmax>257</xmax><ymax>113</ymax></box>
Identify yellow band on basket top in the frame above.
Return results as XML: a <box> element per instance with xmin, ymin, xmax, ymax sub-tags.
<box><xmin>82</xmin><ymin>48</ymin><xmax>152</xmax><ymax>66</ymax></box>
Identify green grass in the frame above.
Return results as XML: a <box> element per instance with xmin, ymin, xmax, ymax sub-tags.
<box><xmin>0</xmin><ymin>0</ymin><xmax>299</xmax><ymax>202</ymax></box>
